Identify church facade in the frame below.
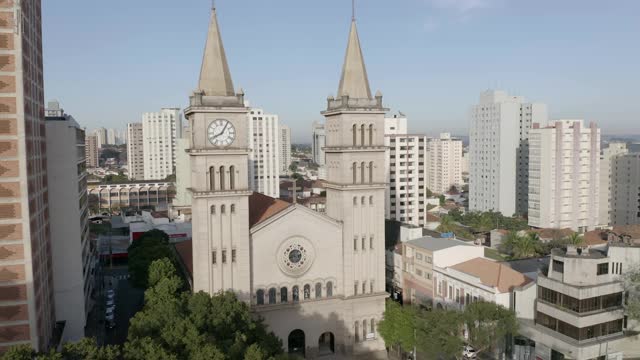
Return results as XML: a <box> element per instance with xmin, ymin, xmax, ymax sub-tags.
<box><xmin>185</xmin><ymin>6</ymin><xmax>387</xmax><ymax>358</ymax></box>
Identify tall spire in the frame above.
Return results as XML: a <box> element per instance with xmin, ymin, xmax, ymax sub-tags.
<box><xmin>337</xmin><ymin>19</ymin><xmax>372</xmax><ymax>100</ymax></box>
<box><xmin>198</xmin><ymin>7</ymin><xmax>235</xmax><ymax>97</ymax></box>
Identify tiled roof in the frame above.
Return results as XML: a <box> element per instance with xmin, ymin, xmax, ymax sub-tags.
<box><xmin>174</xmin><ymin>240</ymin><xmax>193</xmax><ymax>277</ymax></box>
<box><xmin>249</xmin><ymin>192</ymin><xmax>291</xmax><ymax>227</ymax></box>
<box><xmin>532</xmin><ymin>228</ymin><xmax>574</xmax><ymax>240</ymax></box>
<box><xmin>407</xmin><ymin>236</ymin><xmax>472</xmax><ymax>251</ymax></box>
<box><xmin>612</xmin><ymin>225</ymin><xmax>640</xmax><ymax>240</ymax></box>
<box><xmin>452</xmin><ymin>257</ymin><xmax>533</xmax><ymax>293</ymax></box>
<box><xmin>426</xmin><ymin>213</ymin><xmax>441</xmax><ymax>222</ymax></box>
<box><xmin>583</xmin><ymin>230</ymin><xmax>608</xmax><ymax>246</ymax></box>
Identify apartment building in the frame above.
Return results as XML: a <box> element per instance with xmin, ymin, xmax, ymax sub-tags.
<box><xmin>0</xmin><ymin>0</ymin><xmax>57</xmax><ymax>352</ymax></box>
<box><xmin>384</xmin><ymin>115</ymin><xmax>428</xmax><ymax>227</ymax></box>
<box><xmin>248</xmin><ymin>108</ymin><xmax>280</xmax><ymax>198</ymax></box>
<box><xmin>312</xmin><ymin>121</ymin><xmax>326</xmax><ymax>166</ymax></box>
<box><xmin>93</xmin><ymin>127</ymin><xmax>107</xmax><ymax>149</ymax></box>
<box><xmin>401</xmin><ymin>236</ymin><xmax>484</xmax><ymax>306</ymax></box>
<box><xmin>469</xmin><ymin>90</ymin><xmax>548</xmax><ymax>216</ymax></box>
<box><xmin>126</xmin><ymin>123</ymin><xmax>144</xmax><ymax>180</ymax></box>
<box><xmin>426</xmin><ymin>133</ymin><xmax>462</xmax><ymax>194</ymax></box>
<box><xmin>44</xmin><ymin>101</ymin><xmax>94</xmax><ymax>342</ymax></box>
<box><xmin>279</xmin><ymin>124</ymin><xmax>291</xmax><ymax>175</ymax></box>
<box><xmin>142</xmin><ymin>108</ymin><xmax>181</xmax><ymax>180</ymax></box>
<box><xmin>611</xmin><ymin>153</ymin><xmax>640</xmax><ymax>226</ymax></box>
<box><xmin>600</xmin><ymin>143</ymin><xmax>629</xmax><ymax>226</ymax></box>
<box><xmin>84</xmin><ymin>134</ymin><xmax>99</xmax><ymax>168</ymax></box>
<box><xmin>528</xmin><ymin>120</ymin><xmax>600</xmax><ymax>232</ymax></box>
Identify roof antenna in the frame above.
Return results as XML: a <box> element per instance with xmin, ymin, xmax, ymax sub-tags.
<box><xmin>352</xmin><ymin>0</ymin><xmax>356</xmax><ymax>21</ymax></box>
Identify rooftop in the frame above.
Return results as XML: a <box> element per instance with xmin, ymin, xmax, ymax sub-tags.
<box><xmin>452</xmin><ymin>258</ymin><xmax>533</xmax><ymax>293</ymax></box>
<box><xmin>248</xmin><ymin>192</ymin><xmax>291</xmax><ymax>227</ymax></box>
<box><xmin>406</xmin><ymin>236</ymin><xmax>473</xmax><ymax>252</ymax></box>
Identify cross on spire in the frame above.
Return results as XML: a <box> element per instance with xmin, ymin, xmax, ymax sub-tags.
<box><xmin>288</xmin><ymin>179</ymin><xmax>302</xmax><ymax>204</ymax></box>
<box><xmin>352</xmin><ymin>0</ymin><xmax>356</xmax><ymax>20</ymax></box>
<box><xmin>212</xmin><ymin>0</ymin><xmax>215</xmax><ymax>10</ymax></box>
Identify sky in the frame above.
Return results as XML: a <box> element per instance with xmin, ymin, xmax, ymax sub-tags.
<box><xmin>43</xmin><ymin>0</ymin><xmax>640</xmax><ymax>142</ymax></box>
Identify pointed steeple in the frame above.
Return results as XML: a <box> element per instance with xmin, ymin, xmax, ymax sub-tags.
<box><xmin>198</xmin><ymin>7</ymin><xmax>235</xmax><ymax>97</ymax></box>
<box><xmin>337</xmin><ymin>20</ymin><xmax>372</xmax><ymax>100</ymax></box>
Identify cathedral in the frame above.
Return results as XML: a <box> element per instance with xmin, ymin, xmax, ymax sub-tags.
<box><xmin>185</xmin><ymin>5</ymin><xmax>388</xmax><ymax>358</ymax></box>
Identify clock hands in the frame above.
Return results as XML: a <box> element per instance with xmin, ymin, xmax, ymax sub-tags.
<box><xmin>210</xmin><ymin>122</ymin><xmax>230</xmax><ymax>141</ymax></box>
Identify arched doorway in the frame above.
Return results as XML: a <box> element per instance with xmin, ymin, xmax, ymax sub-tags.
<box><xmin>318</xmin><ymin>332</ymin><xmax>335</xmax><ymax>356</ymax></box>
<box><xmin>436</xmin><ymin>303</ymin><xmax>444</xmax><ymax>310</ymax></box>
<box><xmin>288</xmin><ymin>329</ymin><xmax>305</xmax><ymax>357</ymax></box>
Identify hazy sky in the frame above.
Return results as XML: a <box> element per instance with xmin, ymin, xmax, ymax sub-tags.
<box><xmin>43</xmin><ymin>0</ymin><xmax>640</xmax><ymax>142</ymax></box>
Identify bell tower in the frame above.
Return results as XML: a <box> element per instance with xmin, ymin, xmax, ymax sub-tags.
<box><xmin>185</xmin><ymin>5</ymin><xmax>251</xmax><ymax>298</ymax></box>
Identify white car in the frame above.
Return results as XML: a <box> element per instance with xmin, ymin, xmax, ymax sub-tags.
<box><xmin>106</xmin><ymin>299</ymin><xmax>115</xmax><ymax>307</ymax></box>
<box><xmin>463</xmin><ymin>345</ymin><xmax>477</xmax><ymax>359</ymax></box>
<box><xmin>105</xmin><ymin>306</ymin><xmax>115</xmax><ymax>315</ymax></box>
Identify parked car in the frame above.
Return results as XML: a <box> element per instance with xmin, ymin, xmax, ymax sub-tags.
<box><xmin>106</xmin><ymin>299</ymin><xmax>115</xmax><ymax>307</ymax></box>
<box><xmin>105</xmin><ymin>306</ymin><xmax>115</xmax><ymax>315</ymax></box>
<box><xmin>463</xmin><ymin>345</ymin><xmax>477</xmax><ymax>359</ymax></box>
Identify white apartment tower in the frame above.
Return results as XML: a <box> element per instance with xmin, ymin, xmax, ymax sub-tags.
<box><xmin>611</xmin><ymin>153</ymin><xmax>640</xmax><ymax>226</ymax></box>
<box><xmin>528</xmin><ymin>120</ymin><xmax>600</xmax><ymax>232</ymax></box>
<box><xmin>94</xmin><ymin>127</ymin><xmax>107</xmax><ymax>149</ymax></box>
<box><xmin>106</xmin><ymin>128</ymin><xmax>117</xmax><ymax>145</ymax></box>
<box><xmin>127</xmin><ymin>123</ymin><xmax>145</xmax><ymax>180</ymax></box>
<box><xmin>427</xmin><ymin>133</ymin><xmax>462</xmax><ymax>194</ymax></box>
<box><xmin>312</xmin><ymin>121</ymin><xmax>326</xmax><ymax>166</ymax></box>
<box><xmin>45</xmin><ymin>101</ymin><xmax>94</xmax><ymax>342</ymax></box>
<box><xmin>469</xmin><ymin>90</ymin><xmax>548</xmax><ymax>216</ymax></box>
<box><xmin>248</xmin><ymin>108</ymin><xmax>280</xmax><ymax>198</ymax></box>
<box><xmin>142</xmin><ymin>108</ymin><xmax>181</xmax><ymax>180</ymax></box>
<box><xmin>384</xmin><ymin>114</ymin><xmax>428</xmax><ymax>227</ymax></box>
<box><xmin>599</xmin><ymin>143</ymin><xmax>628</xmax><ymax>226</ymax></box>
<box><xmin>279</xmin><ymin>125</ymin><xmax>291</xmax><ymax>175</ymax></box>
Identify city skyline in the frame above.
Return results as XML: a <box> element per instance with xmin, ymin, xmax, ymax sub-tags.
<box><xmin>43</xmin><ymin>0</ymin><xmax>640</xmax><ymax>142</ymax></box>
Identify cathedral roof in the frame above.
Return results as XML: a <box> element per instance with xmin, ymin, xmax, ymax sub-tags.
<box><xmin>249</xmin><ymin>192</ymin><xmax>291</xmax><ymax>227</ymax></box>
<box><xmin>337</xmin><ymin>20</ymin><xmax>372</xmax><ymax>100</ymax></box>
<box><xmin>198</xmin><ymin>8</ymin><xmax>235</xmax><ymax>96</ymax></box>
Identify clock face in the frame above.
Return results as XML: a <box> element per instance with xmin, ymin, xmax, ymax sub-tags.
<box><xmin>208</xmin><ymin>119</ymin><xmax>236</xmax><ymax>146</ymax></box>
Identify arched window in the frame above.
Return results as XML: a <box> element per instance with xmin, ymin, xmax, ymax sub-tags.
<box><xmin>210</xmin><ymin>205</ymin><xmax>216</xmax><ymax>214</ymax></box>
<box><xmin>369</xmin><ymin>195</ymin><xmax>373</xmax><ymax>205</ymax></box>
<box><xmin>219</xmin><ymin>166</ymin><xmax>226</xmax><ymax>190</ymax></box>
<box><xmin>229</xmin><ymin>165</ymin><xmax>235</xmax><ymax>190</ymax></box>
<box><xmin>326</xmin><ymin>282</ymin><xmax>333</xmax><ymax>297</ymax></box>
<box><xmin>353</xmin><ymin>197</ymin><xmax>357</xmax><ymax>206</ymax></box>
<box><xmin>368</xmin><ymin>124</ymin><xmax>373</xmax><ymax>145</ymax></box>
<box><xmin>360</xmin><ymin>162</ymin><xmax>365</xmax><ymax>184</ymax></box>
<box><xmin>352</xmin><ymin>162</ymin><xmax>357</xmax><ymax>184</ymax></box>
<box><xmin>292</xmin><ymin>286</ymin><xmax>300</xmax><ymax>302</ymax></box>
<box><xmin>304</xmin><ymin>284</ymin><xmax>311</xmax><ymax>300</ymax></box>
<box><xmin>256</xmin><ymin>289</ymin><xmax>264</xmax><ymax>305</ymax></box>
<box><xmin>230</xmin><ymin>204</ymin><xmax>236</xmax><ymax>214</ymax></box>
<box><xmin>371</xmin><ymin>318</ymin><xmax>375</xmax><ymax>334</ymax></box>
<box><xmin>221</xmin><ymin>205</ymin><xmax>226</xmax><ymax>214</ymax></box>
<box><xmin>209</xmin><ymin>166</ymin><xmax>215</xmax><ymax>190</ymax></box>
<box><xmin>355</xmin><ymin>322</ymin><xmax>360</xmax><ymax>342</ymax></box>
<box><xmin>370</xmin><ymin>281</ymin><xmax>374</xmax><ymax>293</ymax></box>
<box><xmin>360</xmin><ymin>124</ymin><xmax>365</xmax><ymax>146</ymax></box>
<box><xmin>369</xmin><ymin>161</ymin><xmax>374</xmax><ymax>183</ymax></box>
<box><xmin>268</xmin><ymin>288</ymin><xmax>276</xmax><ymax>305</ymax></box>
<box><xmin>361</xmin><ymin>196</ymin><xmax>365</xmax><ymax>205</ymax></box>
<box><xmin>362</xmin><ymin>281</ymin><xmax>367</xmax><ymax>294</ymax></box>
<box><xmin>362</xmin><ymin>319</ymin><xmax>367</xmax><ymax>340</ymax></box>
<box><xmin>352</xmin><ymin>124</ymin><xmax>357</xmax><ymax>146</ymax></box>
<box><xmin>315</xmin><ymin>283</ymin><xmax>322</xmax><ymax>299</ymax></box>
<box><xmin>280</xmin><ymin>287</ymin><xmax>288</xmax><ymax>303</ymax></box>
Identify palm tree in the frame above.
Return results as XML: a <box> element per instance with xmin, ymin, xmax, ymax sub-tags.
<box><xmin>512</xmin><ymin>233</ymin><xmax>540</xmax><ymax>259</ymax></box>
<box><xmin>499</xmin><ymin>231</ymin><xmax>520</xmax><ymax>254</ymax></box>
<box><xmin>566</xmin><ymin>232</ymin><xmax>583</xmax><ymax>245</ymax></box>
<box><xmin>437</xmin><ymin>215</ymin><xmax>457</xmax><ymax>234</ymax></box>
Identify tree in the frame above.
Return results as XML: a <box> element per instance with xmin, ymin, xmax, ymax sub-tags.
<box><xmin>288</xmin><ymin>164</ymin><xmax>298</xmax><ymax>172</ymax></box>
<box><xmin>438</xmin><ymin>194</ymin><xmax>446</xmax><ymax>206</ymax></box>
<box><xmin>88</xmin><ymin>194</ymin><xmax>100</xmax><ymax>214</ymax></box>
<box><xmin>464</xmin><ymin>301</ymin><xmax>518</xmax><ymax>356</ymax></box>
<box><xmin>448</xmin><ymin>185</ymin><xmax>459</xmax><ymax>195</ymax></box>
<box><xmin>415</xmin><ymin>309</ymin><xmax>464</xmax><ymax>360</ymax></box>
<box><xmin>148</xmin><ymin>258</ymin><xmax>179</xmax><ymax>288</ymax></box>
<box><xmin>566</xmin><ymin>232</ymin><xmax>583</xmax><ymax>245</ymax></box>
<box><xmin>512</xmin><ymin>233</ymin><xmax>541</xmax><ymax>259</ymax></box>
<box><xmin>426</xmin><ymin>188</ymin><xmax>433</xmax><ymax>198</ymax></box>
<box><xmin>62</xmin><ymin>338</ymin><xmax>120</xmax><ymax>360</ymax></box>
<box><xmin>128</xmin><ymin>230</ymin><xmax>176</xmax><ymax>288</ymax></box>
<box><xmin>623</xmin><ymin>266</ymin><xmax>640</xmax><ymax>322</ymax></box>
<box><xmin>1</xmin><ymin>345</ymin><xmax>33</xmax><ymax>360</ymax></box>
<box><xmin>437</xmin><ymin>215</ymin><xmax>456</xmax><ymax>234</ymax></box>
<box><xmin>378</xmin><ymin>300</ymin><xmax>417</xmax><ymax>352</ymax></box>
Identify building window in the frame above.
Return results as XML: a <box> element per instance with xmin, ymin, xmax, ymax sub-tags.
<box><xmin>361</xmin><ymin>162</ymin><xmax>366</xmax><ymax>184</ymax></box>
<box><xmin>293</xmin><ymin>286</ymin><xmax>300</xmax><ymax>302</ymax></box>
<box><xmin>362</xmin><ymin>281</ymin><xmax>367</xmax><ymax>294</ymax></box>
<box><xmin>597</xmin><ymin>263</ymin><xmax>609</xmax><ymax>276</ymax></box>
<box><xmin>354</xmin><ymin>237</ymin><xmax>358</xmax><ymax>251</ymax></box>
<box><xmin>326</xmin><ymin>282</ymin><xmax>333</xmax><ymax>297</ymax></box>
<box><xmin>222</xmin><ymin>250</ymin><xmax>227</xmax><ymax>263</ymax></box>
<box><xmin>221</xmin><ymin>204</ymin><xmax>226</xmax><ymax>214</ymax></box>
<box><xmin>354</xmin><ymin>282</ymin><xmax>358</xmax><ymax>295</ymax></box>
<box><xmin>209</xmin><ymin>166</ymin><xmax>215</xmax><ymax>190</ymax></box>
<box><xmin>268</xmin><ymin>288</ymin><xmax>277</xmax><ymax>304</ymax></box>
<box><xmin>256</xmin><ymin>289</ymin><xmax>264</xmax><ymax>305</ymax></box>
<box><xmin>229</xmin><ymin>165</ymin><xmax>235</xmax><ymax>190</ymax></box>
<box><xmin>553</xmin><ymin>260</ymin><xmax>564</xmax><ymax>274</ymax></box>
<box><xmin>353</xmin><ymin>124</ymin><xmax>357</xmax><ymax>146</ymax></box>
<box><xmin>353</xmin><ymin>162</ymin><xmax>357</xmax><ymax>184</ymax></box>
<box><xmin>281</xmin><ymin>287</ymin><xmax>288</xmax><ymax>303</ymax></box>
<box><xmin>210</xmin><ymin>205</ymin><xmax>216</xmax><ymax>214</ymax></box>
<box><xmin>230</xmin><ymin>204</ymin><xmax>236</xmax><ymax>214</ymax></box>
<box><xmin>370</xmin><ymin>236</ymin><xmax>374</xmax><ymax>249</ymax></box>
<box><xmin>362</xmin><ymin>237</ymin><xmax>366</xmax><ymax>250</ymax></box>
<box><xmin>304</xmin><ymin>284</ymin><xmax>311</xmax><ymax>300</ymax></box>
<box><xmin>361</xmin><ymin>124</ymin><xmax>365</xmax><ymax>146</ymax></box>
<box><xmin>370</xmin><ymin>281</ymin><xmax>374</xmax><ymax>294</ymax></box>
<box><xmin>315</xmin><ymin>283</ymin><xmax>322</xmax><ymax>299</ymax></box>
<box><xmin>231</xmin><ymin>249</ymin><xmax>236</xmax><ymax>263</ymax></box>
<box><xmin>368</xmin><ymin>124</ymin><xmax>373</xmax><ymax>145</ymax></box>
<box><xmin>355</xmin><ymin>321</ymin><xmax>360</xmax><ymax>342</ymax></box>
<box><xmin>369</xmin><ymin>161</ymin><xmax>374</xmax><ymax>183</ymax></box>
<box><xmin>219</xmin><ymin>166</ymin><xmax>226</xmax><ymax>190</ymax></box>
<box><xmin>212</xmin><ymin>251</ymin><xmax>217</xmax><ymax>264</ymax></box>
<box><xmin>369</xmin><ymin>195</ymin><xmax>373</xmax><ymax>205</ymax></box>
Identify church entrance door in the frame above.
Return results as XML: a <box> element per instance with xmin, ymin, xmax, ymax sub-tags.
<box><xmin>288</xmin><ymin>329</ymin><xmax>305</xmax><ymax>357</ymax></box>
<box><xmin>318</xmin><ymin>332</ymin><xmax>335</xmax><ymax>356</ymax></box>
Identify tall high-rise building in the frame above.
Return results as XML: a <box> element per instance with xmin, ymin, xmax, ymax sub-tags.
<box><xmin>126</xmin><ymin>123</ymin><xmax>144</xmax><ymax>180</ymax></box>
<box><xmin>0</xmin><ymin>0</ymin><xmax>57</xmax><ymax>352</ymax></box>
<box><xmin>248</xmin><ymin>108</ymin><xmax>280</xmax><ymax>198</ymax></box>
<box><xmin>93</xmin><ymin>127</ymin><xmax>107</xmax><ymax>149</ymax></box>
<box><xmin>427</xmin><ymin>133</ymin><xmax>462</xmax><ymax>194</ymax></box>
<box><xmin>469</xmin><ymin>90</ymin><xmax>548</xmax><ymax>216</ymax></box>
<box><xmin>84</xmin><ymin>134</ymin><xmax>99</xmax><ymax>168</ymax></box>
<box><xmin>279</xmin><ymin>125</ymin><xmax>291</xmax><ymax>175</ymax></box>
<box><xmin>311</xmin><ymin>121</ymin><xmax>326</xmax><ymax>166</ymax></box>
<box><xmin>106</xmin><ymin>128</ymin><xmax>116</xmax><ymax>145</ymax></box>
<box><xmin>599</xmin><ymin>143</ymin><xmax>628</xmax><ymax>226</ymax></box>
<box><xmin>384</xmin><ymin>115</ymin><xmax>428</xmax><ymax>227</ymax></box>
<box><xmin>528</xmin><ymin>120</ymin><xmax>600</xmax><ymax>232</ymax></box>
<box><xmin>142</xmin><ymin>108</ymin><xmax>181</xmax><ymax>180</ymax></box>
<box><xmin>611</xmin><ymin>153</ymin><xmax>640</xmax><ymax>226</ymax></box>
<box><xmin>44</xmin><ymin>101</ymin><xmax>93</xmax><ymax>343</ymax></box>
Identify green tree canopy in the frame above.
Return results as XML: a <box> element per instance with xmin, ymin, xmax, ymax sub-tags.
<box><xmin>128</xmin><ymin>230</ymin><xmax>176</xmax><ymax>288</ymax></box>
<box><xmin>464</xmin><ymin>301</ymin><xmax>518</xmax><ymax>356</ymax></box>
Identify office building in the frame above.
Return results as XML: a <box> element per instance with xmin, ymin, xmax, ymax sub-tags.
<box><xmin>600</xmin><ymin>142</ymin><xmax>629</xmax><ymax>225</ymax></box>
<box><xmin>93</xmin><ymin>127</ymin><xmax>107</xmax><ymax>149</ymax></box>
<box><xmin>0</xmin><ymin>0</ymin><xmax>57</xmax><ymax>352</ymax></box>
<box><xmin>427</xmin><ymin>133</ymin><xmax>462</xmax><ymax>194</ymax></box>
<box><xmin>106</xmin><ymin>128</ymin><xmax>116</xmax><ymax>145</ymax></box>
<box><xmin>469</xmin><ymin>90</ymin><xmax>548</xmax><ymax>216</ymax></box>
<box><xmin>384</xmin><ymin>115</ymin><xmax>428</xmax><ymax>227</ymax></box>
<box><xmin>126</xmin><ymin>123</ymin><xmax>144</xmax><ymax>180</ymax></box>
<box><xmin>84</xmin><ymin>134</ymin><xmax>99</xmax><ymax>168</ymax></box>
<box><xmin>312</xmin><ymin>121</ymin><xmax>326</xmax><ymax>166</ymax></box>
<box><xmin>611</xmin><ymin>153</ymin><xmax>640</xmax><ymax>226</ymax></box>
<box><xmin>44</xmin><ymin>101</ymin><xmax>94</xmax><ymax>342</ymax></box>
<box><xmin>142</xmin><ymin>108</ymin><xmax>181</xmax><ymax>180</ymax></box>
<box><xmin>248</xmin><ymin>108</ymin><xmax>280</xmax><ymax>198</ymax></box>
<box><xmin>528</xmin><ymin>120</ymin><xmax>600</xmax><ymax>232</ymax></box>
<box><xmin>279</xmin><ymin>124</ymin><xmax>291</xmax><ymax>175</ymax></box>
